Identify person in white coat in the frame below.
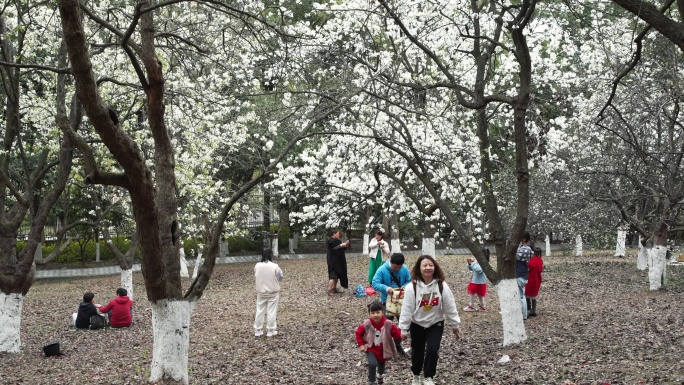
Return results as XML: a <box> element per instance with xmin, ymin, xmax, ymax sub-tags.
<box><xmin>254</xmin><ymin>249</ymin><xmax>283</xmax><ymax>337</ymax></box>
<box><xmin>367</xmin><ymin>230</ymin><xmax>390</xmax><ymax>285</ymax></box>
<box><xmin>399</xmin><ymin>255</ymin><xmax>461</xmax><ymax>385</ymax></box>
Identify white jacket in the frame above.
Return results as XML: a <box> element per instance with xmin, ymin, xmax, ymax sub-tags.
<box><xmin>368</xmin><ymin>238</ymin><xmax>390</xmax><ymax>260</ymax></box>
<box><xmin>398</xmin><ymin>279</ymin><xmax>460</xmax><ymax>332</ymax></box>
<box><xmin>254</xmin><ymin>261</ymin><xmax>283</xmax><ymax>294</ymax></box>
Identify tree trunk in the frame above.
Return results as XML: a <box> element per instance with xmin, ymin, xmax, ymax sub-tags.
<box><xmin>180</xmin><ymin>248</ymin><xmax>189</xmax><ymax>278</ymax></box>
<box><xmin>150</xmin><ymin>300</ymin><xmax>195</xmax><ymax>384</ymax></box>
<box><xmin>544</xmin><ymin>234</ymin><xmax>551</xmax><ymax>257</ymax></box>
<box><xmin>290</xmin><ymin>232</ymin><xmax>298</xmax><ymax>254</ymax></box>
<box><xmin>34</xmin><ymin>244</ymin><xmax>43</xmax><ymax>264</ymax></box>
<box><xmin>362</xmin><ymin>232</ymin><xmax>370</xmax><ymax>257</ymax></box>
<box><xmin>615</xmin><ymin>227</ymin><xmax>626</xmax><ymax>257</ymax></box>
<box><xmin>219</xmin><ymin>239</ymin><xmax>228</xmax><ymax>257</ymax></box>
<box><xmin>421</xmin><ymin>216</ymin><xmax>438</xmax><ymax>258</ymax></box>
<box><xmin>389</xmin><ymin>211</ymin><xmax>401</xmax><ymax>253</ymax></box>
<box><xmin>271</xmin><ymin>238</ymin><xmax>279</xmax><ymax>257</ymax></box>
<box><xmin>495</xmin><ymin>279</ymin><xmax>527</xmax><ymax>346</ymax></box>
<box><xmin>575</xmin><ymin>235</ymin><xmax>583</xmax><ymax>257</ymax></box>
<box><xmin>120</xmin><ymin>269</ymin><xmax>133</xmax><ymax>302</ymax></box>
<box><xmin>0</xmin><ymin>293</ymin><xmax>23</xmax><ymax>353</ymax></box>
<box><xmin>647</xmin><ymin>246</ymin><xmax>667</xmax><ymax>290</ymax></box>
<box><xmin>192</xmin><ymin>253</ymin><xmax>203</xmax><ymax>280</ymax></box>
<box><xmin>636</xmin><ymin>235</ymin><xmax>648</xmax><ymax>270</ymax></box>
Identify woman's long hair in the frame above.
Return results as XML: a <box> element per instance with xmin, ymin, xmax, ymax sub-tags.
<box><xmin>410</xmin><ymin>255</ymin><xmax>446</xmax><ymax>282</ymax></box>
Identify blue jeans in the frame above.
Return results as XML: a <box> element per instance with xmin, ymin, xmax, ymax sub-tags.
<box><xmin>517</xmin><ymin>277</ymin><xmax>528</xmax><ymax>320</ymax></box>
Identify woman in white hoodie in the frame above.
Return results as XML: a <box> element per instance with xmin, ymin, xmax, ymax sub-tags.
<box><xmin>399</xmin><ymin>255</ymin><xmax>461</xmax><ymax>385</ymax></box>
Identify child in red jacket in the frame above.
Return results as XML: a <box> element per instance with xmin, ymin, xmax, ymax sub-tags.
<box><xmin>99</xmin><ymin>288</ymin><xmax>134</xmax><ymax>328</ymax></box>
<box><xmin>355</xmin><ymin>301</ymin><xmax>402</xmax><ymax>385</ymax></box>
<box><xmin>525</xmin><ymin>247</ymin><xmax>544</xmax><ymax>317</ymax></box>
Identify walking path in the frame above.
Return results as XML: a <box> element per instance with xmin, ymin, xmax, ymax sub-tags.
<box><xmin>35</xmin><ymin>248</ymin><xmax>472</xmax><ymax>279</ymax></box>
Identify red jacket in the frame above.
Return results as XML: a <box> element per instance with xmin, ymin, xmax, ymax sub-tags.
<box><xmin>525</xmin><ymin>256</ymin><xmax>544</xmax><ymax>297</ymax></box>
<box><xmin>99</xmin><ymin>296</ymin><xmax>133</xmax><ymax>328</ymax></box>
<box><xmin>355</xmin><ymin>317</ymin><xmax>402</xmax><ymax>362</ymax></box>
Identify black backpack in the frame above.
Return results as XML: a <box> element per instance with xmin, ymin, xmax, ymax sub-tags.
<box><xmin>89</xmin><ymin>314</ymin><xmax>107</xmax><ymax>330</ymax></box>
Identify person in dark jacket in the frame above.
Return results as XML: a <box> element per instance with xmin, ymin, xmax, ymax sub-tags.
<box><xmin>99</xmin><ymin>288</ymin><xmax>134</xmax><ymax>328</ymax></box>
<box><xmin>327</xmin><ymin>228</ymin><xmax>350</xmax><ymax>296</ymax></box>
<box><xmin>75</xmin><ymin>292</ymin><xmax>100</xmax><ymax>329</ymax></box>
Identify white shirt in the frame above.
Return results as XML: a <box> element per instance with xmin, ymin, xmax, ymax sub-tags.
<box><xmin>254</xmin><ymin>261</ymin><xmax>283</xmax><ymax>294</ymax></box>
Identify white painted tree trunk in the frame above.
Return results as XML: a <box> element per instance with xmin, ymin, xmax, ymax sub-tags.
<box><xmin>288</xmin><ymin>238</ymin><xmax>295</xmax><ymax>253</ymax></box>
<box><xmin>120</xmin><ymin>269</ymin><xmax>133</xmax><ymax>302</ymax></box>
<box><xmin>0</xmin><ymin>293</ymin><xmax>23</xmax><ymax>353</ymax></box>
<box><xmin>575</xmin><ymin>235</ymin><xmax>583</xmax><ymax>257</ymax></box>
<box><xmin>34</xmin><ymin>243</ymin><xmax>43</xmax><ymax>263</ymax></box>
<box><xmin>95</xmin><ymin>241</ymin><xmax>101</xmax><ymax>262</ymax></box>
<box><xmin>149</xmin><ymin>300</ymin><xmax>195</xmax><ymax>384</ymax></box>
<box><xmin>636</xmin><ymin>236</ymin><xmax>647</xmax><ymax>271</ymax></box>
<box><xmin>544</xmin><ymin>235</ymin><xmax>551</xmax><ymax>257</ymax></box>
<box><xmin>271</xmin><ymin>238</ymin><xmax>278</xmax><ymax>257</ymax></box>
<box><xmin>495</xmin><ymin>279</ymin><xmax>527</xmax><ymax>346</ymax></box>
<box><xmin>390</xmin><ymin>239</ymin><xmax>401</xmax><ymax>254</ymax></box>
<box><xmin>362</xmin><ymin>233</ymin><xmax>369</xmax><ymax>256</ymax></box>
<box><xmin>422</xmin><ymin>238</ymin><xmax>435</xmax><ymax>258</ymax></box>
<box><xmin>647</xmin><ymin>246</ymin><xmax>667</xmax><ymax>291</ymax></box>
<box><xmin>192</xmin><ymin>252</ymin><xmax>203</xmax><ymax>280</ymax></box>
<box><xmin>179</xmin><ymin>248</ymin><xmax>189</xmax><ymax>278</ymax></box>
<box><xmin>219</xmin><ymin>240</ymin><xmax>228</xmax><ymax>257</ymax></box>
<box><xmin>615</xmin><ymin>229</ymin><xmax>626</xmax><ymax>257</ymax></box>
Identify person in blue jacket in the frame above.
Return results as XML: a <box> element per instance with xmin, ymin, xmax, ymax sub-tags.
<box><xmin>372</xmin><ymin>253</ymin><xmax>412</xmax><ymax>355</ymax></box>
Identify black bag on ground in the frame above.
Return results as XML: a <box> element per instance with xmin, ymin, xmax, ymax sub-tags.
<box><xmin>89</xmin><ymin>314</ymin><xmax>107</xmax><ymax>330</ymax></box>
<box><xmin>43</xmin><ymin>341</ymin><xmax>63</xmax><ymax>357</ymax></box>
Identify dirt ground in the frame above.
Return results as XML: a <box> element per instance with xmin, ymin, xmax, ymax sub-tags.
<box><xmin>1</xmin><ymin>253</ymin><xmax>683</xmax><ymax>385</ymax></box>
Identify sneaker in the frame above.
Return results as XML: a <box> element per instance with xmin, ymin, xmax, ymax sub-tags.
<box><xmin>377</xmin><ymin>374</ymin><xmax>384</xmax><ymax>384</ymax></box>
<box><xmin>254</xmin><ymin>330</ymin><xmax>263</xmax><ymax>337</ymax></box>
<box><xmin>477</xmin><ymin>307</ymin><xmax>487</xmax><ymax>311</ymax></box>
<box><xmin>404</xmin><ymin>347</ymin><xmax>412</xmax><ymax>356</ymax></box>
<box><xmin>424</xmin><ymin>377</ymin><xmax>435</xmax><ymax>385</ymax></box>
<box><xmin>412</xmin><ymin>375</ymin><xmax>422</xmax><ymax>385</ymax></box>
<box><xmin>266</xmin><ymin>330</ymin><xmax>278</xmax><ymax>337</ymax></box>
<box><xmin>463</xmin><ymin>306</ymin><xmax>476</xmax><ymax>312</ymax></box>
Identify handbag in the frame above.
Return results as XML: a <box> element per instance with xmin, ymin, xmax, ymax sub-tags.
<box><xmin>365</xmin><ymin>286</ymin><xmax>376</xmax><ymax>296</ymax></box>
<box><xmin>385</xmin><ymin>288</ymin><xmax>404</xmax><ymax>317</ymax></box>
<box><xmin>89</xmin><ymin>314</ymin><xmax>107</xmax><ymax>330</ymax></box>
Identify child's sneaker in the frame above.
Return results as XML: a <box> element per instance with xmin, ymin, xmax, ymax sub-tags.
<box><xmin>254</xmin><ymin>330</ymin><xmax>263</xmax><ymax>337</ymax></box>
<box><xmin>463</xmin><ymin>305</ymin><xmax>476</xmax><ymax>312</ymax></box>
<box><xmin>412</xmin><ymin>375</ymin><xmax>422</xmax><ymax>385</ymax></box>
<box><xmin>377</xmin><ymin>374</ymin><xmax>383</xmax><ymax>384</ymax></box>
<box><xmin>266</xmin><ymin>330</ymin><xmax>278</xmax><ymax>337</ymax></box>
<box><xmin>477</xmin><ymin>306</ymin><xmax>487</xmax><ymax>311</ymax></box>
<box><xmin>424</xmin><ymin>377</ymin><xmax>435</xmax><ymax>385</ymax></box>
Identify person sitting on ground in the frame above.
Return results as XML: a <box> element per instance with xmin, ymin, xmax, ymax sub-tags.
<box><xmin>99</xmin><ymin>288</ymin><xmax>134</xmax><ymax>328</ymax></box>
<box><xmin>75</xmin><ymin>292</ymin><xmax>100</xmax><ymax>329</ymax></box>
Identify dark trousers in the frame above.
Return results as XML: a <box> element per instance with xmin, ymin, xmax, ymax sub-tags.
<box><xmin>409</xmin><ymin>321</ymin><xmax>444</xmax><ymax>378</ymax></box>
<box><xmin>367</xmin><ymin>352</ymin><xmax>385</xmax><ymax>382</ymax></box>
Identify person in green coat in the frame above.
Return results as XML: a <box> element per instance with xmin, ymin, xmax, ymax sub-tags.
<box><xmin>368</xmin><ymin>230</ymin><xmax>390</xmax><ymax>285</ymax></box>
